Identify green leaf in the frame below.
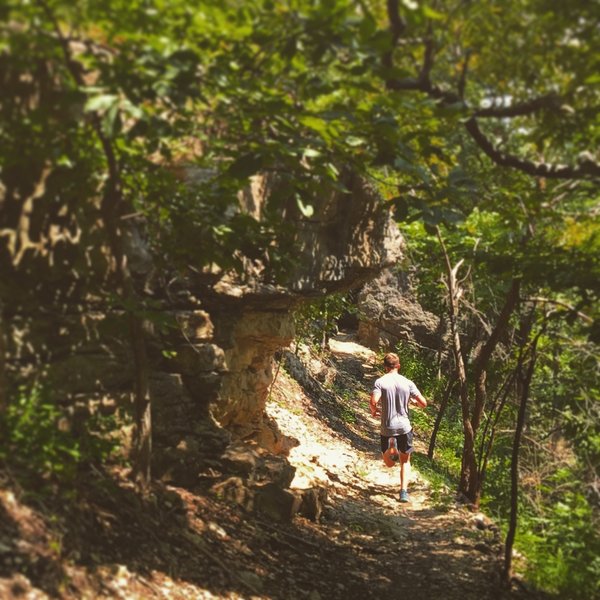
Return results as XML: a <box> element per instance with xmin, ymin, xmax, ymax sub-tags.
<box><xmin>101</xmin><ymin>102</ymin><xmax>121</xmax><ymax>138</ymax></box>
<box><xmin>296</xmin><ymin>194</ymin><xmax>314</xmax><ymax>218</ymax></box>
<box><xmin>303</xmin><ymin>147</ymin><xmax>321</xmax><ymax>158</ymax></box>
<box><xmin>84</xmin><ymin>94</ymin><xmax>119</xmax><ymax>113</ymax></box>
<box><xmin>299</xmin><ymin>116</ymin><xmax>329</xmax><ymax>135</ymax></box>
<box><xmin>325</xmin><ymin>162</ymin><xmax>339</xmax><ymax>179</ymax></box>
<box><xmin>121</xmin><ymin>99</ymin><xmax>144</xmax><ymax>121</ymax></box>
<box><xmin>422</xmin><ymin>6</ymin><xmax>445</xmax><ymax>20</ymax></box>
<box><xmin>346</xmin><ymin>136</ymin><xmax>366</xmax><ymax>147</ymax></box>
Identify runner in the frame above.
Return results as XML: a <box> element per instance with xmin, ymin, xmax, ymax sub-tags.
<box><xmin>369</xmin><ymin>352</ymin><xmax>428</xmax><ymax>502</ymax></box>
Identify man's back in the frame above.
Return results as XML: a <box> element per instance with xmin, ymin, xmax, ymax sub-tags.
<box><xmin>374</xmin><ymin>371</ymin><xmax>420</xmax><ymax>435</ymax></box>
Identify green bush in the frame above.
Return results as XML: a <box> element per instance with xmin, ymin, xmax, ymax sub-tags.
<box><xmin>480</xmin><ymin>442</ymin><xmax>600</xmax><ymax>598</ymax></box>
<box><xmin>0</xmin><ymin>385</ymin><xmax>118</xmax><ymax>486</ymax></box>
<box><xmin>516</xmin><ymin>490</ymin><xmax>600</xmax><ymax>599</ymax></box>
<box><xmin>394</xmin><ymin>342</ymin><xmax>445</xmax><ymax>400</ymax></box>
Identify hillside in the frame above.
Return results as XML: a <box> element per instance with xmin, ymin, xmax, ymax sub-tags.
<box><xmin>0</xmin><ymin>332</ymin><xmax>548</xmax><ymax>599</ymax></box>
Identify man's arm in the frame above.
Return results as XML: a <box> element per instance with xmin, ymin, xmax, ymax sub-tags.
<box><xmin>370</xmin><ymin>390</ymin><xmax>381</xmax><ymax>417</ymax></box>
<box><xmin>410</xmin><ymin>393</ymin><xmax>427</xmax><ymax>408</ymax></box>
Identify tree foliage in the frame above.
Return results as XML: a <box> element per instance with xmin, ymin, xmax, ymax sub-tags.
<box><xmin>1</xmin><ymin>1</ymin><xmax>598</xmax><ymax>594</ymax></box>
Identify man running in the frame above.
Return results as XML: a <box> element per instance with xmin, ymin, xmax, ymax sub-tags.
<box><xmin>369</xmin><ymin>352</ymin><xmax>427</xmax><ymax>503</ymax></box>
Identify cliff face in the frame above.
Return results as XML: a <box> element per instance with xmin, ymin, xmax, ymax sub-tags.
<box><xmin>212</xmin><ymin>173</ymin><xmax>403</xmax><ymax>428</ymax></box>
<box><xmin>1</xmin><ymin>170</ymin><xmax>402</xmax><ymax>486</ymax></box>
<box><xmin>356</xmin><ymin>268</ymin><xmax>443</xmax><ymax>352</ymax></box>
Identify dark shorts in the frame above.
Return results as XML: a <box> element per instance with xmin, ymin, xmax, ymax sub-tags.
<box><xmin>380</xmin><ymin>430</ymin><xmax>414</xmax><ymax>455</ymax></box>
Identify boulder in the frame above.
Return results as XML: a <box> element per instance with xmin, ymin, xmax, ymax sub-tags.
<box><xmin>357</xmin><ymin>268</ymin><xmax>442</xmax><ymax>351</ymax></box>
<box><xmin>253</xmin><ymin>482</ymin><xmax>302</xmax><ymax>522</ymax></box>
<box><xmin>298</xmin><ymin>486</ymin><xmax>328</xmax><ymax>522</ymax></box>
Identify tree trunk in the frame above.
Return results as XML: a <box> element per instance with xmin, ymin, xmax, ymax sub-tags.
<box><xmin>477</xmin><ymin>371</ymin><xmax>516</xmax><ymax>494</ymax></box>
<box><xmin>434</xmin><ymin>313</ymin><xmax>446</xmax><ymax>380</ymax></box>
<box><xmin>99</xmin><ymin>143</ymin><xmax>151</xmax><ymax>488</ymax></box>
<box><xmin>503</xmin><ymin>361</ymin><xmax>534</xmax><ymax>583</ymax></box>
<box><xmin>427</xmin><ymin>377</ymin><xmax>455</xmax><ymax>459</ymax></box>
<box><xmin>0</xmin><ymin>300</ymin><xmax>6</xmax><ymax>415</ymax></box>
<box><xmin>471</xmin><ymin>278</ymin><xmax>521</xmax><ymax>433</ymax></box>
<box><xmin>460</xmin><ymin>414</ymin><xmax>479</xmax><ymax>504</ymax></box>
<box><xmin>468</xmin><ymin>278</ymin><xmax>521</xmax><ymax>504</ymax></box>
<box><xmin>130</xmin><ymin>314</ymin><xmax>152</xmax><ymax>485</ymax></box>
<box><xmin>437</xmin><ymin>228</ymin><xmax>480</xmax><ymax>504</ymax></box>
<box><xmin>454</xmin><ymin>342</ymin><xmax>480</xmax><ymax>503</ymax></box>
<box><xmin>503</xmin><ymin>314</ymin><xmax>542</xmax><ymax>583</ymax></box>
<box><xmin>101</xmin><ymin>178</ymin><xmax>151</xmax><ymax>488</ymax></box>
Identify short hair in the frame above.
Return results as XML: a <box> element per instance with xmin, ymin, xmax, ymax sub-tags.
<box><xmin>383</xmin><ymin>352</ymin><xmax>400</xmax><ymax>369</ymax></box>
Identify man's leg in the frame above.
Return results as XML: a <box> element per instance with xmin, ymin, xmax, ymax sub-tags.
<box><xmin>399</xmin><ymin>452</ymin><xmax>411</xmax><ymax>491</ymax></box>
<box><xmin>381</xmin><ymin>448</ymin><xmax>399</xmax><ymax>467</ymax></box>
<box><xmin>381</xmin><ymin>435</ymin><xmax>400</xmax><ymax>467</ymax></box>
<box><xmin>382</xmin><ymin>446</ymin><xmax>400</xmax><ymax>467</ymax></box>
<box><xmin>398</xmin><ymin>430</ymin><xmax>414</xmax><ymax>502</ymax></box>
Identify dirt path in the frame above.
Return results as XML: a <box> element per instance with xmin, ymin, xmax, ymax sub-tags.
<box><xmin>265</xmin><ymin>333</ymin><xmax>523</xmax><ymax>600</ymax></box>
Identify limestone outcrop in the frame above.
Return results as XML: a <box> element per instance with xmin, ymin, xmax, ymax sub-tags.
<box><xmin>357</xmin><ymin>268</ymin><xmax>443</xmax><ymax>352</ymax></box>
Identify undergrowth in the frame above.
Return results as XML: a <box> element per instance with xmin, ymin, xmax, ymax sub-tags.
<box><xmin>0</xmin><ymin>384</ymin><xmax>122</xmax><ymax>496</ymax></box>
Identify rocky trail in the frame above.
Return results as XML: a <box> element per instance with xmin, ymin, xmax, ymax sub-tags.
<box><xmin>263</xmin><ymin>334</ymin><xmax>527</xmax><ymax>600</ymax></box>
<box><xmin>1</xmin><ymin>333</ymin><xmax>544</xmax><ymax>600</ymax></box>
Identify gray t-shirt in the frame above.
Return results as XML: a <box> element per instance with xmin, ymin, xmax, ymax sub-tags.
<box><xmin>373</xmin><ymin>371</ymin><xmax>421</xmax><ymax>436</ymax></box>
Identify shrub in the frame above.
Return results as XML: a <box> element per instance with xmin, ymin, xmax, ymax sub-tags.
<box><xmin>0</xmin><ymin>385</ymin><xmax>119</xmax><ymax>486</ymax></box>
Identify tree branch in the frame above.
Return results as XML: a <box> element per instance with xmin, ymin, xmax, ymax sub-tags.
<box><xmin>382</xmin><ymin>11</ymin><xmax>599</xmax><ymax>181</ymax></box>
<box><xmin>473</xmin><ymin>93</ymin><xmax>561</xmax><ymax>118</ymax></box>
<box><xmin>464</xmin><ymin>118</ymin><xmax>600</xmax><ymax>179</ymax></box>
<box><xmin>386</xmin><ymin>71</ymin><xmax>462</xmax><ymax>105</ymax></box>
<box><xmin>387</xmin><ymin>86</ymin><xmax>599</xmax><ymax>179</ymax></box>
<box><xmin>525</xmin><ymin>296</ymin><xmax>593</xmax><ymax>324</ymax></box>
<box><xmin>473</xmin><ymin>277</ymin><xmax>522</xmax><ymax>379</ymax></box>
<box><xmin>457</xmin><ymin>51</ymin><xmax>471</xmax><ymax>100</ymax></box>
<box><xmin>383</xmin><ymin>0</ymin><xmax>406</xmax><ymax>69</ymax></box>
<box><xmin>418</xmin><ymin>28</ymin><xmax>435</xmax><ymax>87</ymax></box>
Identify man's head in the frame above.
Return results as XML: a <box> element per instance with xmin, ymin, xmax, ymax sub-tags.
<box><xmin>383</xmin><ymin>352</ymin><xmax>400</xmax><ymax>371</ymax></box>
